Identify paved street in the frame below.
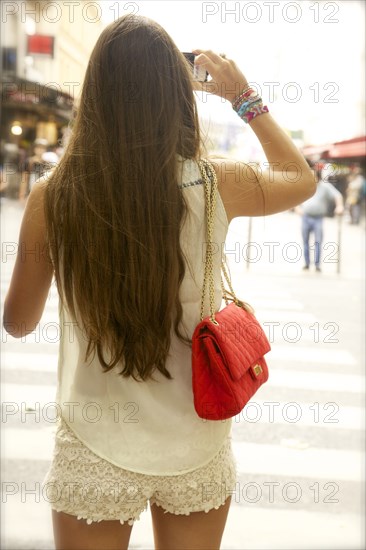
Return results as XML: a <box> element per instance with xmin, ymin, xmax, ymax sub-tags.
<box><xmin>1</xmin><ymin>198</ymin><xmax>365</xmax><ymax>550</ymax></box>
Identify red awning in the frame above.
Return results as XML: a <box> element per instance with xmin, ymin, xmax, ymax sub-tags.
<box><xmin>302</xmin><ymin>136</ymin><xmax>366</xmax><ymax>160</ymax></box>
<box><xmin>301</xmin><ymin>144</ymin><xmax>331</xmax><ymax>158</ymax></box>
<box><xmin>328</xmin><ymin>137</ymin><xmax>366</xmax><ymax>159</ymax></box>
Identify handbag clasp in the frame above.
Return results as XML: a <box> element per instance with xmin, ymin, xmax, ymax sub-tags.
<box><xmin>252</xmin><ymin>364</ymin><xmax>263</xmax><ymax>376</ymax></box>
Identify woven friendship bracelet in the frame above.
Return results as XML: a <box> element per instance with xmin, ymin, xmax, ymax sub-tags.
<box><xmin>237</xmin><ymin>98</ymin><xmax>263</xmax><ymax>118</ymax></box>
<box><xmin>241</xmin><ymin>104</ymin><xmax>269</xmax><ymax>124</ymax></box>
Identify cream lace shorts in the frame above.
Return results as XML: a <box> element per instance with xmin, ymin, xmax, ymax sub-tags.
<box><xmin>42</xmin><ymin>419</ymin><xmax>237</xmax><ymax>526</ymax></box>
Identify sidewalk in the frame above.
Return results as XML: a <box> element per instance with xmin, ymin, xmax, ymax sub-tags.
<box><xmin>224</xmin><ymin>210</ymin><xmax>365</xmax><ymax>281</ymax></box>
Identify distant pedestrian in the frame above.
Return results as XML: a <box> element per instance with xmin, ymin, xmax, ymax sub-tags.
<box><xmin>18</xmin><ymin>138</ymin><xmax>50</xmax><ymax>201</ymax></box>
<box><xmin>345</xmin><ymin>165</ymin><xmax>365</xmax><ymax>225</ymax></box>
<box><xmin>1</xmin><ymin>143</ymin><xmax>19</xmax><ymax>199</ymax></box>
<box><xmin>297</xmin><ymin>163</ymin><xmax>344</xmax><ymax>272</ymax></box>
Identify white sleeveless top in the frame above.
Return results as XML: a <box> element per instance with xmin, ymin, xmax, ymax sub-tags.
<box><xmin>55</xmin><ymin>157</ymin><xmax>232</xmax><ymax>475</ymax></box>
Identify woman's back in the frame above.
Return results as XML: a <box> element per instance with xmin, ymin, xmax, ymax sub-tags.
<box><xmin>56</xmin><ymin>157</ymin><xmax>231</xmax><ymax>475</ymax></box>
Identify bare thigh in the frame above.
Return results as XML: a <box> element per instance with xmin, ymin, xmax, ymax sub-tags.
<box><xmin>150</xmin><ymin>495</ymin><xmax>232</xmax><ymax>550</ymax></box>
<box><xmin>52</xmin><ymin>510</ymin><xmax>134</xmax><ymax>550</ymax></box>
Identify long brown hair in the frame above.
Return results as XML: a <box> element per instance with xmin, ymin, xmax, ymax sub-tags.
<box><xmin>44</xmin><ymin>15</ymin><xmax>202</xmax><ymax>381</ymax></box>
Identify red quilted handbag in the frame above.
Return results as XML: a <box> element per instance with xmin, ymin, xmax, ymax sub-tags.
<box><xmin>191</xmin><ymin>159</ymin><xmax>271</xmax><ymax>421</ymax></box>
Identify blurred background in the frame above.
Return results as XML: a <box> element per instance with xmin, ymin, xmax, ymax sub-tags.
<box><xmin>1</xmin><ymin>1</ymin><xmax>365</xmax><ymax>549</ymax></box>
<box><xmin>1</xmin><ymin>0</ymin><xmax>365</xmax><ymax>198</ymax></box>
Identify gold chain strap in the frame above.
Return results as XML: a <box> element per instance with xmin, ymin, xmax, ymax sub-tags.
<box><xmin>199</xmin><ymin>159</ymin><xmax>217</xmax><ymax>324</ymax></box>
<box><xmin>198</xmin><ymin>159</ymin><xmax>252</xmax><ymax>324</ymax></box>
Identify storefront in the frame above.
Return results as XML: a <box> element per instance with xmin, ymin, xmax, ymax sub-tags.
<box><xmin>302</xmin><ymin>136</ymin><xmax>366</xmax><ymax>197</ymax></box>
<box><xmin>0</xmin><ymin>76</ymin><xmax>74</xmax><ymax>197</ymax></box>
<box><xmin>1</xmin><ymin>76</ymin><xmax>73</xmax><ymax>149</ymax></box>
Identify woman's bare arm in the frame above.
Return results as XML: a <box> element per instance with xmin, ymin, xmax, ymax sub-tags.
<box><xmin>193</xmin><ymin>50</ymin><xmax>316</xmax><ymax>222</ymax></box>
<box><xmin>3</xmin><ymin>178</ymin><xmax>54</xmax><ymax>338</ymax></box>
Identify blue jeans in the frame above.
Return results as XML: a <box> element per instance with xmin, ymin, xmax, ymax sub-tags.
<box><xmin>302</xmin><ymin>215</ymin><xmax>323</xmax><ymax>267</ymax></box>
<box><xmin>349</xmin><ymin>203</ymin><xmax>361</xmax><ymax>224</ymax></box>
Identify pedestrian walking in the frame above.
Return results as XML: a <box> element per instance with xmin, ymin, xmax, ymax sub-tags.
<box><xmin>3</xmin><ymin>15</ymin><xmax>315</xmax><ymax>550</ymax></box>
<box><xmin>296</xmin><ymin>163</ymin><xmax>344</xmax><ymax>272</ymax></box>
<box><xmin>0</xmin><ymin>142</ymin><xmax>20</xmax><ymax>200</ymax></box>
<box><xmin>18</xmin><ymin>138</ymin><xmax>50</xmax><ymax>201</ymax></box>
<box><xmin>345</xmin><ymin>165</ymin><xmax>365</xmax><ymax>225</ymax></box>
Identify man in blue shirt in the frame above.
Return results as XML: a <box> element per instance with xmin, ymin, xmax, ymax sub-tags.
<box><xmin>297</xmin><ymin>163</ymin><xmax>344</xmax><ymax>272</ymax></box>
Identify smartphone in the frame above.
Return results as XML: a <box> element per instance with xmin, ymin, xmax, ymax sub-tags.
<box><xmin>182</xmin><ymin>52</ymin><xmax>208</xmax><ymax>82</ymax></box>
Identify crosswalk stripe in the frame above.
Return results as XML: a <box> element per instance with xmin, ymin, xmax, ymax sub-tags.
<box><xmin>269</xmin><ymin>346</ymin><xmax>357</xmax><ymax>366</ymax></box>
<box><xmin>2</xmin><ymin>383</ymin><xmax>57</xmax><ymax>406</ymax></box>
<box><xmin>1</xmin><ymin>427</ymin><xmax>56</xmax><ymax>461</ymax></box>
<box><xmin>231</xmin><ymin>441</ymin><xmax>364</xmax><ymax>482</ymax></box>
<box><xmin>2</xmin><ymin>353</ymin><xmax>58</xmax><ymax>372</ymax></box>
<box><xmin>268</xmin><ymin>368</ymin><xmax>364</xmax><ymax>393</ymax></box>
<box><xmin>233</xmin><ymin>400</ymin><xmax>364</xmax><ymax>430</ymax></box>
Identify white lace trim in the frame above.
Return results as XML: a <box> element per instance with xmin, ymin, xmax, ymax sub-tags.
<box><xmin>42</xmin><ymin>419</ymin><xmax>237</xmax><ymax>525</ymax></box>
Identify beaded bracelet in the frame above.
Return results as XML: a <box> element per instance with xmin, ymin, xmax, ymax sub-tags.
<box><xmin>232</xmin><ymin>84</ymin><xmax>253</xmax><ymax>109</ymax></box>
<box><xmin>232</xmin><ymin>86</ymin><xmax>259</xmax><ymax>110</ymax></box>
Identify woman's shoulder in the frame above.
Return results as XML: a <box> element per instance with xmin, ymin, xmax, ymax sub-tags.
<box><xmin>177</xmin><ymin>156</ymin><xmax>202</xmax><ymax>189</ymax></box>
<box><xmin>32</xmin><ymin>168</ymin><xmax>55</xmax><ymax>190</ymax></box>
<box><xmin>26</xmin><ymin>170</ymin><xmax>55</xmax><ymax>211</ymax></box>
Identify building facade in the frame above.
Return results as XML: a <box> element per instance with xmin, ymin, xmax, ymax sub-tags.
<box><xmin>1</xmin><ymin>0</ymin><xmax>104</xmax><ymax>192</ymax></box>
